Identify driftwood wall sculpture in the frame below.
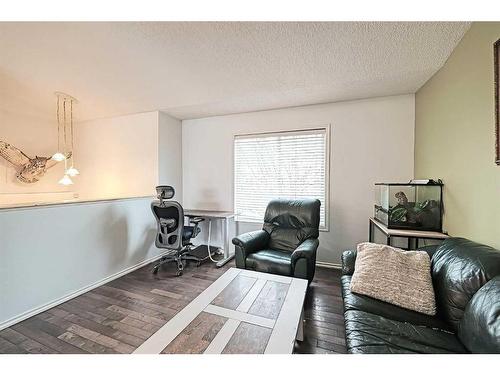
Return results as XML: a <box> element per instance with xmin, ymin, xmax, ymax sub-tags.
<box><xmin>0</xmin><ymin>140</ymin><xmax>70</xmax><ymax>183</ymax></box>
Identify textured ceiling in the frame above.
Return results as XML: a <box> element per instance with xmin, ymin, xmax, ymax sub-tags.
<box><xmin>0</xmin><ymin>22</ymin><xmax>470</xmax><ymax>121</ymax></box>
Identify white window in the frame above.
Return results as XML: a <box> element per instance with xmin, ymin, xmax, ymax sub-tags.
<box><xmin>234</xmin><ymin>127</ymin><xmax>329</xmax><ymax>229</ymax></box>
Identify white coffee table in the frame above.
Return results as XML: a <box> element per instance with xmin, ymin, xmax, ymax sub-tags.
<box><xmin>134</xmin><ymin>267</ymin><xmax>308</xmax><ymax>354</ymax></box>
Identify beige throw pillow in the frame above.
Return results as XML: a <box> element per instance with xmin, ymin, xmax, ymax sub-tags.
<box><xmin>350</xmin><ymin>242</ymin><xmax>436</xmax><ymax>315</ymax></box>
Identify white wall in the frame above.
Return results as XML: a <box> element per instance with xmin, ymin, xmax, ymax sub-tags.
<box><xmin>158</xmin><ymin>111</ymin><xmax>183</xmax><ymax>203</ymax></box>
<box><xmin>0</xmin><ymin>110</ymin><xmax>183</xmax><ymax>329</ymax></box>
<box><xmin>75</xmin><ymin>111</ymin><xmax>159</xmax><ymax>200</ymax></box>
<box><xmin>0</xmin><ymin>197</ymin><xmax>161</xmax><ymax>329</ymax></box>
<box><xmin>182</xmin><ymin>95</ymin><xmax>415</xmax><ymax>264</ymax></box>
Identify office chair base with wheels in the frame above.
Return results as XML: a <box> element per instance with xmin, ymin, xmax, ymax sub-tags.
<box><xmin>152</xmin><ymin>244</ymin><xmax>203</xmax><ymax>276</ymax></box>
<box><xmin>151</xmin><ymin>186</ymin><xmax>204</xmax><ymax>277</ymax></box>
<box><xmin>152</xmin><ymin>256</ymin><xmax>184</xmax><ymax>276</ymax></box>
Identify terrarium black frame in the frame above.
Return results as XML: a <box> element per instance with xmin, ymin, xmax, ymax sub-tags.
<box><xmin>374</xmin><ymin>181</ymin><xmax>444</xmax><ymax>232</ymax></box>
<box><xmin>495</xmin><ymin>38</ymin><xmax>500</xmax><ymax>165</ymax></box>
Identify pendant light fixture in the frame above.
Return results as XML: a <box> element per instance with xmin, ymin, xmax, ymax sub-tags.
<box><xmin>58</xmin><ymin>174</ymin><xmax>74</xmax><ymax>186</ymax></box>
<box><xmin>51</xmin><ymin>95</ymin><xmax>66</xmax><ymax>162</ymax></box>
<box><xmin>53</xmin><ymin>92</ymin><xmax>79</xmax><ymax>185</ymax></box>
<box><xmin>65</xmin><ymin>99</ymin><xmax>79</xmax><ymax>177</ymax></box>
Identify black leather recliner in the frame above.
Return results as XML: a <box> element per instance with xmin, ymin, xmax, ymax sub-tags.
<box><xmin>232</xmin><ymin>198</ymin><xmax>321</xmax><ymax>282</ymax></box>
<box><xmin>341</xmin><ymin>237</ymin><xmax>500</xmax><ymax>353</ymax></box>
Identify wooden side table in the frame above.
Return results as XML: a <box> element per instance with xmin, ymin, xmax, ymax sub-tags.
<box><xmin>369</xmin><ymin>217</ymin><xmax>449</xmax><ymax>250</ymax></box>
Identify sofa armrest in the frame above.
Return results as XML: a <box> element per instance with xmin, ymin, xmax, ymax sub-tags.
<box><xmin>418</xmin><ymin>245</ymin><xmax>439</xmax><ymax>259</ymax></box>
<box><xmin>291</xmin><ymin>238</ymin><xmax>319</xmax><ymax>282</ymax></box>
<box><xmin>232</xmin><ymin>230</ymin><xmax>269</xmax><ymax>252</ymax></box>
<box><xmin>291</xmin><ymin>238</ymin><xmax>319</xmax><ymax>264</ymax></box>
<box><xmin>232</xmin><ymin>230</ymin><xmax>270</xmax><ymax>269</ymax></box>
<box><xmin>342</xmin><ymin>250</ymin><xmax>357</xmax><ymax>275</ymax></box>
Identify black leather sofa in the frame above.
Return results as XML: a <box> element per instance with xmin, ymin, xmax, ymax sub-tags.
<box><xmin>232</xmin><ymin>198</ymin><xmax>320</xmax><ymax>282</ymax></box>
<box><xmin>341</xmin><ymin>237</ymin><xmax>500</xmax><ymax>353</ymax></box>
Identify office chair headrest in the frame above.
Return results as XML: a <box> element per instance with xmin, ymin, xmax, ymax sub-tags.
<box><xmin>156</xmin><ymin>186</ymin><xmax>175</xmax><ymax>205</ymax></box>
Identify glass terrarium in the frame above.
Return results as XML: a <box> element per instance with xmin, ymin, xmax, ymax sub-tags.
<box><xmin>374</xmin><ymin>181</ymin><xmax>443</xmax><ymax>231</ymax></box>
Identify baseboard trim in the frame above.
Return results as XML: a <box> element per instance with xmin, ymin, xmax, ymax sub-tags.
<box><xmin>0</xmin><ymin>252</ymin><xmax>166</xmax><ymax>331</ymax></box>
<box><xmin>316</xmin><ymin>261</ymin><xmax>341</xmax><ymax>269</ymax></box>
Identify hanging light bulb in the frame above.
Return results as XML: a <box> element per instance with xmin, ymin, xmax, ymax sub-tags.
<box><xmin>53</xmin><ymin>92</ymin><xmax>79</xmax><ymax>183</ymax></box>
<box><xmin>51</xmin><ymin>152</ymin><xmax>66</xmax><ymax>161</ymax></box>
<box><xmin>58</xmin><ymin>174</ymin><xmax>74</xmax><ymax>185</ymax></box>
<box><xmin>59</xmin><ymin>143</ymin><xmax>74</xmax><ymax>185</ymax></box>
<box><xmin>66</xmin><ymin>166</ymin><xmax>80</xmax><ymax>176</ymax></box>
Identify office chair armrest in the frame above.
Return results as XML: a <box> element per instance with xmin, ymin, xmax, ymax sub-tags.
<box><xmin>189</xmin><ymin>217</ymin><xmax>205</xmax><ymax>224</ymax></box>
<box><xmin>341</xmin><ymin>250</ymin><xmax>357</xmax><ymax>275</ymax></box>
<box><xmin>291</xmin><ymin>238</ymin><xmax>319</xmax><ymax>264</ymax></box>
<box><xmin>232</xmin><ymin>230</ymin><xmax>269</xmax><ymax>255</ymax></box>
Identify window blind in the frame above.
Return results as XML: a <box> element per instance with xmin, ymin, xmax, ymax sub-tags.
<box><xmin>234</xmin><ymin>128</ymin><xmax>328</xmax><ymax>228</ymax></box>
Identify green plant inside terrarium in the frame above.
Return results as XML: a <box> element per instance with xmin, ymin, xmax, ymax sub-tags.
<box><xmin>388</xmin><ymin>191</ymin><xmax>440</xmax><ymax>228</ymax></box>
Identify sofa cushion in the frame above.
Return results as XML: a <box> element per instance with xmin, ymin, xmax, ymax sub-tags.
<box><xmin>457</xmin><ymin>276</ymin><xmax>500</xmax><ymax>353</ymax></box>
<box><xmin>431</xmin><ymin>237</ymin><xmax>500</xmax><ymax>330</ymax></box>
<box><xmin>341</xmin><ymin>245</ymin><xmax>440</xmax><ymax>276</ymax></box>
<box><xmin>245</xmin><ymin>249</ymin><xmax>292</xmax><ymax>276</ymax></box>
<box><xmin>344</xmin><ymin>310</ymin><xmax>468</xmax><ymax>354</ymax></box>
<box><xmin>341</xmin><ymin>275</ymin><xmax>451</xmax><ymax>331</ymax></box>
<box><xmin>350</xmin><ymin>243</ymin><xmax>436</xmax><ymax>315</ymax></box>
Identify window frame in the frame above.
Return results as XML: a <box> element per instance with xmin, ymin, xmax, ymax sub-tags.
<box><xmin>232</xmin><ymin>124</ymin><xmax>331</xmax><ymax>232</ymax></box>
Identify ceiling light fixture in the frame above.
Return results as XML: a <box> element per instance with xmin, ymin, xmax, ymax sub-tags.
<box><xmin>52</xmin><ymin>94</ymin><xmax>66</xmax><ymax>161</ymax></box>
<box><xmin>65</xmin><ymin>98</ymin><xmax>79</xmax><ymax>177</ymax></box>
<box><xmin>53</xmin><ymin>92</ymin><xmax>79</xmax><ymax>185</ymax></box>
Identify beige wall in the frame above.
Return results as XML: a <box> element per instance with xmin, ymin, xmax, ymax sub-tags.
<box><xmin>415</xmin><ymin>22</ymin><xmax>500</xmax><ymax>249</ymax></box>
<box><xmin>183</xmin><ymin>94</ymin><xmax>416</xmax><ymax>264</ymax></box>
<box><xmin>75</xmin><ymin>112</ymin><xmax>159</xmax><ymax>200</ymax></box>
<box><xmin>0</xmin><ymin>87</ymin><xmax>73</xmax><ymax>204</ymax></box>
<box><xmin>2</xmin><ymin>105</ymin><xmax>182</xmax><ymax>204</ymax></box>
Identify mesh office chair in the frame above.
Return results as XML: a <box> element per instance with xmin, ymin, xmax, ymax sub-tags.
<box><xmin>151</xmin><ymin>186</ymin><xmax>204</xmax><ymax>276</ymax></box>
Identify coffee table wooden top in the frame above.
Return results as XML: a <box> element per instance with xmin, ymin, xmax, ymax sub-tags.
<box><xmin>134</xmin><ymin>267</ymin><xmax>308</xmax><ymax>354</ymax></box>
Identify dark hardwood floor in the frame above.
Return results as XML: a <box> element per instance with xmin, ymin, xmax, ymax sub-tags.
<box><xmin>0</xmin><ymin>260</ymin><xmax>346</xmax><ymax>354</ymax></box>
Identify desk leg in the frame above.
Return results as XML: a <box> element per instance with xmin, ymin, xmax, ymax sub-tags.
<box><xmin>216</xmin><ymin>217</ymin><xmax>235</xmax><ymax>268</ymax></box>
<box><xmin>369</xmin><ymin>219</ymin><xmax>373</xmax><ymax>242</ymax></box>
